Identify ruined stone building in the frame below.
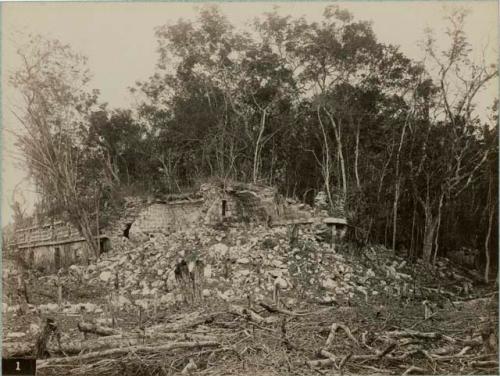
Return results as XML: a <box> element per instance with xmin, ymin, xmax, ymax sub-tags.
<box><xmin>9</xmin><ymin>221</ymin><xmax>109</xmax><ymax>273</ymax></box>
<box><xmin>9</xmin><ymin>181</ymin><xmax>313</xmax><ymax>273</ymax></box>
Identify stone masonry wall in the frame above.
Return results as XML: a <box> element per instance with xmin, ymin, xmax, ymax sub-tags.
<box><xmin>128</xmin><ymin>201</ymin><xmax>203</xmax><ymax>242</ymax></box>
<box><xmin>20</xmin><ymin>241</ymin><xmax>92</xmax><ymax>273</ymax></box>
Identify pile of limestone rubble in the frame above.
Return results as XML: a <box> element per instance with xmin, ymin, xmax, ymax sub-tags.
<box><xmin>41</xmin><ymin>222</ymin><xmax>478</xmax><ymax>316</ymax></box>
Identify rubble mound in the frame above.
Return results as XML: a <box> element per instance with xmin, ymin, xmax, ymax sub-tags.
<box><xmin>76</xmin><ymin>222</ymin><xmax>480</xmax><ymax>311</ymax></box>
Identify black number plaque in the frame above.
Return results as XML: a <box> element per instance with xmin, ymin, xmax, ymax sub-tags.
<box><xmin>2</xmin><ymin>358</ymin><xmax>37</xmax><ymax>376</ymax></box>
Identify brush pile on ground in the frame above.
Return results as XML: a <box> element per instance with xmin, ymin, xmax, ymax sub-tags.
<box><xmin>6</xmin><ymin>292</ymin><xmax>498</xmax><ymax>376</ymax></box>
<box><xmin>3</xmin><ymin>222</ymin><xmax>498</xmax><ymax>375</ymax></box>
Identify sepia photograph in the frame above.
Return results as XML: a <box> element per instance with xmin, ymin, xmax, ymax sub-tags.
<box><xmin>1</xmin><ymin>1</ymin><xmax>498</xmax><ymax>375</ymax></box>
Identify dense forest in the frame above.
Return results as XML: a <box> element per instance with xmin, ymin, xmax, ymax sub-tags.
<box><xmin>11</xmin><ymin>6</ymin><xmax>498</xmax><ymax>278</ymax></box>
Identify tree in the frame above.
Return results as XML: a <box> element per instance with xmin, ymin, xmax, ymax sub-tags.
<box><xmin>409</xmin><ymin>9</ymin><xmax>497</xmax><ymax>263</ymax></box>
<box><xmin>11</xmin><ymin>34</ymin><xmax>102</xmax><ymax>257</ymax></box>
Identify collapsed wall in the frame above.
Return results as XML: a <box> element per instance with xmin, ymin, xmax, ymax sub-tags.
<box><xmin>65</xmin><ymin>181</ymin><xmax>311</xmax><ymax>253</ymax></box>
<box><xmin>201</xmin><ymin>182</ymin><xmax>280</xmax><ymax>225</ymax></box>
<box><xmin>119</xmin><ymin>181</ymin><xmax>304</xmax><ymax>245</ymax></box>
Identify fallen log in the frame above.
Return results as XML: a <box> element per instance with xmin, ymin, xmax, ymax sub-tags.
<box><xmin>67</xmin><ymin>332</ymin><xmax>219</xmax><ymax>355</ymax></box>
<box><xmin>3</xmin><ymin>331</ymin><xmax>218</xmax><ymax>358</ymax></box>
<box><xmin>143</xmin><ymin>332</ymin><xmax>217</xmax><ymax>342</ymax></box>
<box><xmin>384</xmin><ymin>329</ymin><xmax>442</xmax><ymax>340</ymax></box>
<box><xmin>37</xmin><ymin>340</ymin><xmax>220</xmax><ymax>368</ymax></box>
<box><xmin>78</xmin><ymin>322</ymin><xmax>119</xmax><ymax>336</ymax></box>
<box><xmin>470</xmin><ymin>360</ymin><xmax>499</xmax><ymax>368</ymax></box>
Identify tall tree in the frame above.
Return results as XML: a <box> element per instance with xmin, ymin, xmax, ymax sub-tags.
<box><xmin>11</xmin><ymin>34</ymin><xmax>102</xmax><ymax>257</ymax></box>
<box><xmin>410</xmin><ymin>9</ymin><xmax>497</xmax><ymax>263</ymax></box>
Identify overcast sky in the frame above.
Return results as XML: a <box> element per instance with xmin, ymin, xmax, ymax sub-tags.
<box><xmin>1</xmin><ymin>1</ymin><xmax>498</xmax><ymax>225</ymax></box>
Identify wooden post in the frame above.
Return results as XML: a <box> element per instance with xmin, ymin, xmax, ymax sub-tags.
<box><xmin>330</xmin><ymin>225</ymin><xmax>335</xmax><ymax>251</ymax></box>
<box><xmin>80</xmin><ymin>307</ymin><xmax>88</xmax><ymax>339</ymax></box>
<box><xmin>57</xmin><ymin>273</ymin><xmax>62</xmax><ymax>310</ymax></box>
<box><xmin>153</xmin><ymin>291</ymin><xmax>158</xmax><ymax>322</ymax></box>
<box><xmin>57</xmin><ymin>285</ymin><xmax>62</xmax><ymax>309</ymax></box>
<box><xmin>273</xmin><ymin>284</ymin><xmax>280</xmax><ymax>307</ymax></box>
<box><xmin>111</xmin><ymin>293</ymin><xmax>117</xmax><ymax>328</ymax></box>
<box><xmin>138</xmin><ymin>306</ymin><xmax>143</xmax><ymax>330</ymax></box>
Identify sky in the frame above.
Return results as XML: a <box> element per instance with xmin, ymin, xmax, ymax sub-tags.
<box><xmin>1</xmin><ymin>1</ymin><xmax>498</xmax><ymax>226</ymax></box>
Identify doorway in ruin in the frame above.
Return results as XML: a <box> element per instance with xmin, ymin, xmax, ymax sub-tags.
<box><xmin>54</xmin><ymin>247</ymin><xmax>61</xmax><ymax>271</ymax></box>
<box><xmin>222</xmin><ymin>199</ymin><xmax>227</xmax><ymax>217</ymax></box>
<box><xmin>123</xmin><ymin>223</ymin><xmax>132</xmax><ymax>239</ymax></box>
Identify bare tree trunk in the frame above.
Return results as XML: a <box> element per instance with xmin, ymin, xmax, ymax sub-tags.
<box><xmin>409</xmin><ymin>202</ymin><xmax>417</xmax><ymax>260</ymax></box>
<box><xmin>384</xmin><ymin>214</ymin><xmax>391</xmax><ymax>248</ymax></box>
<box><xmin>253</xmin><ymin>109</ymin><xmax>267</xmax><ymax>184</ymax></box>
<box><xmin>392</xmin><ymin>113</ymin><xmax>410</xmax><ymax>252</ymax></box>
<box><xmin>317</xmin><ymin>107</ymin><xmax>334</xmax><ymax>211</ymax></box>
<box><xmin>366</xmin><ymin>142</ymin><xmax>395</xmax><ymax>244</ymax></box>
<box><xmin>392</xmin><ymin>178</ymin><xmax>401</xmax><ymax>252</ymax></box>
<box><xmin>484</xmin><ymin>175</ymin><xmax>494</xmax><ymax>283</ymax></box>
<box><xmin>422</xmin><ymin>208</ymin><xmax>438</xmax><ymax>263</ymax></box>
<box><xmin>338</xmin><ymin>130</ymin><xmax>347</xmax><ymax>198</ymax></box>
<box><xmin>432</xmin><ymin>193</ymin><xmax>444</xmax><ymax>265</ymax></box>
<box><xmin>325</xmin><ymin>109</ymin><xmax>347</xmax><ymax>198</ymax></box>
<box><xmin>354</xmin><ymin>120</ymin><xmax>361</xmax><ymax>190</ymax></box>
<box><xmin>484</xmin><ymin>207</ymin><xmax>493</xmax><ymax>283</ymax></box>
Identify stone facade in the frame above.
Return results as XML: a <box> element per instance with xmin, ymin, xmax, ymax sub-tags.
<box><xmin>19</xmin><ymin>240</ymin><xmax>94</xmax><ymax>273</ymax></box>
<box><xmin>200</xmin><ymin>181</ymin><xmax>282</xmax><ymax>225</ymax></box>
<box><xmin>128</xmin><ymin>201</ymin><xmax>203</xmax><ymax>241</ymax></box>
<box><xmin>126</xmin><ymin>182</ymin><xmax>286</xmax><ymax>241</ymax></box>
<box><xmin>11</xmin><ymin>221</ymin><xmax>110</xmax><ymax>273</ymax></box>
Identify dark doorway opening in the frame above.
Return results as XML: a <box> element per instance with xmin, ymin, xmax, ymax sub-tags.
<box><xmin>100</xmin><ymin>238</ymin><xmax>111</xmax><ymax>253</ymax></box>
<box><xmin>29</xmin><ymin>250</ymin><xmax>34</xmax><ymax>266</ymax></box>
<box><xmin>123</xmin><ymin>223</ymin><xmax>132</xmax><ymax>239</ymax></box>
<box><xmin>54</xmin><ymin>247</ymin><xmax>61</xmax><ymax>271</ymax></box>
<box><xmin>222</xmin><ymin>199</ymin><xmax>227</xmax><ymax>217</ymax></box>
